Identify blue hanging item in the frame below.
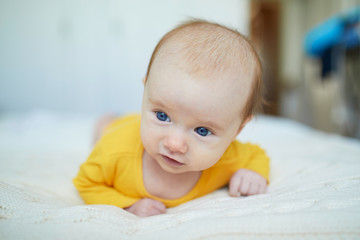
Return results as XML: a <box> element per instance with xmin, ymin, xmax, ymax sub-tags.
<box><xmin>305</xmin><ymin>17</ymin><xmax>345</xmax><ymax>57</ymax></box>
<box><xmin>304</xmin><ymin>7</ymin><xmax>360</xmax><ymax>78</ymax></box>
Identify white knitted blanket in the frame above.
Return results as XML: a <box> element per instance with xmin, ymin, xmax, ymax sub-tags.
<box><xmin>0</xmin><ymin>111</ymin><xmax>359</xmax><ymax>240</ymax></box>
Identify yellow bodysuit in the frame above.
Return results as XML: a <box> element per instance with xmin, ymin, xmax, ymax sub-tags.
<box><xmin>73</xmin><ymin>114</ymin><xmax>269</xmax><ymax>208</ymax></box>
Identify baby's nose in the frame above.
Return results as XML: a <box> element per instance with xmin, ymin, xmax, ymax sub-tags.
<box><xmin>163</xmin><ymin>133</ymin><xmax>188</xmax><ymax>154</ymax></box>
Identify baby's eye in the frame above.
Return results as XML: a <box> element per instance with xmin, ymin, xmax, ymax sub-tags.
<box><xmin>156</xmin><ymin>111</ymin><xmax>170</xmax><ymax>122</ymax></box>
<box><xmin>195</xmin><ymin>127</ymin><xmax>212</xmax><ymax>137</ymax></box>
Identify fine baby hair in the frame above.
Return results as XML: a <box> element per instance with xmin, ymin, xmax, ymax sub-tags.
<box><xmin>145</xmin><ymin>19</ymin><xmax>264</xmax><ymax>120</ymax></box>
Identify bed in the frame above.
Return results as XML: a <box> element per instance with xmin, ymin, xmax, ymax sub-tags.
<box><xmin>1</xmin><ymin>111</ymin><xmax>359</xmax><ymax>239</ymax></box>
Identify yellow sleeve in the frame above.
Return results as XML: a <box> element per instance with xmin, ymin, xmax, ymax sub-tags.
<box><xmin>218</xmin><ymin>141</ymin><xmax>270</xmax><ymax>183</ymax></box>
<box><xmin>73</xmin><ymin>145</ymin><xmax>139</xmax><ymax>209</ymax></box>
<box><xmin>241</xmin><ymin>143</ymin><xmax>270</xmax><ymax>182</ymax></box>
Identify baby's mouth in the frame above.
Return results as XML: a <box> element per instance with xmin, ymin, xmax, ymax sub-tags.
<box><xmin>161</xmin><ymin>155</ymin><xmax>185</xmax><ymax>167</ymax></box>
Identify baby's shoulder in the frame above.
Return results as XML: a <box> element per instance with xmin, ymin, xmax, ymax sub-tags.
<box><xmin>221</xmin><ymin>140</ymin><xmax>264</xmax><ymax>161</ymax></box>
<box><xmin>105</xmin><ymin>114</ymin><xmax>140</xmax><ymax>129</ymax></box>
<box><xmin>97</xmin><ymin>114</ymin><xmax>142</xmax><ymax>154</ymax></box>
<box><xmin>227</xmin><ymin>139</ymin><xmax>261</xmax><ymax>151</ymax></box>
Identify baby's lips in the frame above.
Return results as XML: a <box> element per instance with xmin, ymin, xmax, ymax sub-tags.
<box><xmin>162</xmin><ymin>155</ymin><xmax>185</xmax><ymax>167</ymax></box>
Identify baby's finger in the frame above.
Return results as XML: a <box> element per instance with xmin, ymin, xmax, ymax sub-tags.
<box><xmin>229</xmin><ymin>174</ymin><xmax>242</xmax><ymax>197</ymax></box>
<box><xmin>146</xmin><ymin>207</ymin><xmax>165</xmax><ymax>217</ymax></box>
<box><xmin>247</xmin><ymin>182</ymin><xmax>259</xmax><ymax>196</ymax></box>
<box><xmin>153</xmin><ymin>200</ymin><xmax>166</xmax><ymax>213</ymax></box>
<box><xmin>259</xmin><ymin>183</ymin><xmax>267</xmax><ymax>194</ymax></box>
<box><xmin>238</xmin><ymin>179</ymin><xmax>251</xmax><ymax>196</ymax></box>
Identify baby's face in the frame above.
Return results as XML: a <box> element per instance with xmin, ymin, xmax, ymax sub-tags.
<box><xmin>140</xmin><ymin>60</ymin><xmax>251</xmax><ymax>174</ymax></box>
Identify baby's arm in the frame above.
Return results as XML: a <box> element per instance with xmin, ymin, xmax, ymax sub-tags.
<box><xmin>73</xmin><ymin>163</ymin><xmax>140</xmax><ymax>208</ymax></box>
<box><xmin>76</xmin><ymin>174</ymin><xmax>166</xmax><ymax>217</ymax></box>
<box><xmin>73</xmin><ymin>150</ymin><xmax>167</xmax><ymax>217</ymax></box>
<box><xmin>229</xmin><ymin>169</ymin><xmax>267</xmax><ymax>196</ymax></box>
<box><xmin>75</xmin><ymin>165</ymin><xmax>166</xmax><ymax>217</ymax></box>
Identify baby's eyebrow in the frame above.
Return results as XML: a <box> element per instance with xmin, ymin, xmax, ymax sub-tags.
<box><xmin>148</xmin><ymin>97</ymin><xmax>168</xmax><ymax>110</ymax></box>
<box><xmin>198</xmin><ymin>119</ymin><xmax>224</xmax><ymax>132</ymax></box>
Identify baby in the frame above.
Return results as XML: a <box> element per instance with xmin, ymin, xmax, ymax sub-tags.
<box><xmin>73</xmin><ymin>20</ymin><xmax>270</xmax><ymax>217</ymax></box>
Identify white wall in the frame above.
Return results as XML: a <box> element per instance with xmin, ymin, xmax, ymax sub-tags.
<box><xmin>0</xmin><ymin>0</ymin><xmax>249</xmax><ymax>114</ymax></box>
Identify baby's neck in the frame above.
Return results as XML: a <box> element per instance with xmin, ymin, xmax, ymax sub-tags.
<box><xmin>142</xmin><ymin>151</ymin><xmax>201</xmax><ymax>200</ymax></box>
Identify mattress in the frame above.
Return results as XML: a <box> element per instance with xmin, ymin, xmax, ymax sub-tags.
<box><xmin>0</xmin><ymin>111</ymin><xmax>359</xmax><ymax>239</ymax></box>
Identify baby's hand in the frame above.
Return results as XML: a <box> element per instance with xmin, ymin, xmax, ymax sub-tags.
<box><xmin>124</xmin><ymin>198</ymin><xmax>166</xmax><ymax>217</ymax></box>
<box><xmin>229</xmin><ymin>168</ymin><xmax>267</xmax><ymax>197</ymax></box>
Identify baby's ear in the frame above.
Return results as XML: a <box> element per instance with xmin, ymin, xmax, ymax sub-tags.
<box><xmin>237</xmin><ymin>115</ymin><xmax>253</xmax><ymax>135</ymax></box>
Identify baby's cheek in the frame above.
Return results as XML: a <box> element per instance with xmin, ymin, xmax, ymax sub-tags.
<box><xmin>140</xmin><ymin>124</ymin><xmax>154</xmax><ymax>151</ymax></box>
<box><xmin>193</xmin><ymin>151</ymin><xmax>221</xmax><ymax>170</ymax></box>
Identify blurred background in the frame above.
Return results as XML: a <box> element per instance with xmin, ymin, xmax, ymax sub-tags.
<box><xmin>0</xmin><ymin>0</ymin><xmax>359</xmax><ymax>139</ymax></box>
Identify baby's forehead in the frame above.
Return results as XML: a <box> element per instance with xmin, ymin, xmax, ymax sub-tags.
<box><xmin>147</xmin><ymin>54</ymin><xmax>253</xmax><ymax>122</ymax></box>
<box><xmin>152</xmin><ymin>25</ymin><xmax>256</xmax><ymax>80</ymax></box>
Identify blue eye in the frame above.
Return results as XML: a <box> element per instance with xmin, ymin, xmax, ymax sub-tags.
<box><xmin>195</xmin><ymin>127</ymin><xmax>212</xmax><ymax>137</ymax></box>
<box><xmin>156</xmin><ymin>111</ymin><xmax>170</xmax><ymax>122</ymax></box>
